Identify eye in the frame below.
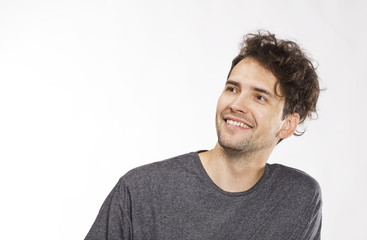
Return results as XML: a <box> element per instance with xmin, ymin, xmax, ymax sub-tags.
<box><xmin>226</xmin><ymin>86</ymin><xmax>238</xmax><ymax>93</ymax></box>
<box><xmin>256</xmin><ymin>95</ymin><xmax>267</xmax><ymax>102</ymax></box>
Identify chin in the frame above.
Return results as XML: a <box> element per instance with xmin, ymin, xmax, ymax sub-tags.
<box><xmin>218</xmin><ymin>136</ymin><xmax>246</xmax><ymax>152</ymax></box>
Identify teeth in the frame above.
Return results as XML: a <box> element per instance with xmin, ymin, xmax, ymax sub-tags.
<box><xmin>226</xmin><ymin>119</ymin><xmax>250</xmax><ymax>129</ymax></box>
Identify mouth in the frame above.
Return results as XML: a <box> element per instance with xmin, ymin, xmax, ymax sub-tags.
<box><xmin>224</xmin><ymin>118</ymin><xmax>252</xmax><ymax>129</ymax></box>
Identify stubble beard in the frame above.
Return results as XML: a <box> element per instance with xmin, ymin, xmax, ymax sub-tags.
<box><xmin>216</xmin><ymin>118</ymin><xmax>259</xmax><ymax>158</ymax></box>
<box><xmin>215</xmin><ymin>118</ymin><xmax>274</xmax><ymax>161</ymax></box>
<box><xmin>217</xmin><ymin>126</ymin><xmax>258</xmax><ymax>154</ymax></box>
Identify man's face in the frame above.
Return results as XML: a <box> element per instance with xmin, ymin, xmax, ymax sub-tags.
<box><xmin>216</xmin><ymin>58</ymin><xmax>286</xmax><ymax>154</ymax></box>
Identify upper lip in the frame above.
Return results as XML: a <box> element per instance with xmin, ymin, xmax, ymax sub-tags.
<box><xmin>223</xmin><ymin>115</ymin><xmax>253</xmax><ymax>128</ymax></box>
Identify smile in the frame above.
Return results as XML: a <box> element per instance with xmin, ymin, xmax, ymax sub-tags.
<box><xmin>226</xmin><ymin>119</ymin><xmax>251</xmax><ymax>129</ymax></box>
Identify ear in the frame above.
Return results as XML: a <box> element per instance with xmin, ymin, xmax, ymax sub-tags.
<box><xmin>278</xmin><ymin>113</ymin><xmax>300</xmax><ymax>140</ymax></box>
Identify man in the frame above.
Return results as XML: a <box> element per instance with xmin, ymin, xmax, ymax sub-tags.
<box><xmin>85</xmin><ymin>31</ymin><xmax>322</xmax><ymax>239</ymax></box>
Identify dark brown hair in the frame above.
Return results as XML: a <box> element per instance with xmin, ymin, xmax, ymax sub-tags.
<box><xmin>228</xmin><ymin>30</ymin><xmax>320</xmax><ymax>136</ymax></box>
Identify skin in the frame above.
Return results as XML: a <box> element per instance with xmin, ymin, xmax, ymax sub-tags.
<box><xmin>199</xmin><ymin>57</ymin><xmax>300</xmax><ymax>193</ymax></box>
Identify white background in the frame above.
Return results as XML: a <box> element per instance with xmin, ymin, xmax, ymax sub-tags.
<box><xmin>0</xmin><ymin>0</ymin><xmax>366</xmax><ymax>239</ymax></box>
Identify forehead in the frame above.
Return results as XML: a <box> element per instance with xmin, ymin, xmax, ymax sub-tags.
<box><xmin>229</xmin><ymin>58</ymin><xmax>277</xmax><ymax>86</ymax></box>
<box><xmin>228</xmin><ymin>58</ymin><xmax>283</xmax><ymax>97</ymax></box>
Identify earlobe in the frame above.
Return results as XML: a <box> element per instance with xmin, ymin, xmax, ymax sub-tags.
<box><xmin>279</xmin><ymin>113</ymin><xmax>300</xmax><ymax>139</ymax></box>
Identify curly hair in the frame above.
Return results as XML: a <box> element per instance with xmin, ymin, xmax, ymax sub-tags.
<box><xmin>228</xmin><ymin>30</ymin><xmax>320</xmax><ymax>136</ymax></box>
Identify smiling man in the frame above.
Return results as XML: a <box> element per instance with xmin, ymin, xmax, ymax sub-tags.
<box><xmin>85</xmin><ymin>31</ymin><xmax>322</xmax><ymax>240</ymax></box>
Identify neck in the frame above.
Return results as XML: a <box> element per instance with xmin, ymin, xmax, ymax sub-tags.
<box><xmin>199</xmin><ymin>143</ymin><xmax>272</xmax><ymax>192</ymax></box>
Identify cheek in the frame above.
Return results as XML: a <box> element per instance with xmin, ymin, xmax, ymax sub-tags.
<box><xmin>216</xmin><ymin>95</ymin><xmax>227</xmax><ymax>113</ymax></box>
<box><xmin>253</xmin><ymin>108</ymin><xmax>281</xmax><ymax>128</ymax></box>
<box><xmin>266</xmin><ymin>112</ymin><xmax>284</xmax><ymax>132</ymax></box>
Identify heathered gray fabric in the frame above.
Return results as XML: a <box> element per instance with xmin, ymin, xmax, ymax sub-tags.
<box><xmin>85</xmin><ymin>151</ymin><xmax>322</xmax><ymax>240</ymax></box>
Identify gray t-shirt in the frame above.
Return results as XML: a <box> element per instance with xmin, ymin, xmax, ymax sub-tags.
<box><xmin>85</xmin><ymin>151</ymin><xmax>322</xmax><ymax>239</ymax></box>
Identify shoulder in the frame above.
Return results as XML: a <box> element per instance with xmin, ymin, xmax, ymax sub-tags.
<box><xmin>121</xmin><ymin>152</ymin><xmax>198</xmax><ymax>188</ymax></box>
<box><xmin>267</xmin><ymin>163</ymin><xmax>322</xmax><ymax>199</ymax></box>
<box><xmin>266</xmin><ymin>164</ymin><xmax>322</xmax><ymax>223</ymax></box>
<box><xmin>262</xmin><ymin>164</ymin><xmax>322</xmax><ymax>238</ymax></box>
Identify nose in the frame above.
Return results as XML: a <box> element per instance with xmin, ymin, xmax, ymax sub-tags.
<box><xmin>229</xmin><ymin>93</ymin><xmax>250</xmax><ymax>114</ymax></box>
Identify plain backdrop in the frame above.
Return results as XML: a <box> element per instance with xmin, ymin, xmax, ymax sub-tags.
<box><xmin>0</xmin><ymin>0</ymin><xmax>366</xmax><ymax>239</ymax></box>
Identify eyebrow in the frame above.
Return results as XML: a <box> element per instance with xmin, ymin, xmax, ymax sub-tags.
<box><xmin>225</xmin><ymin>80</ymin><xmax>241</xmax><ymax>87</ymax></box>
<box><xmin>226</xmin><ymin>80</ymin><xmax>274</xmax><ymax>98</ymax></box>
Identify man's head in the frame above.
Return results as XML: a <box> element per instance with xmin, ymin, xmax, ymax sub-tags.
<box><xmin>215</xmin><ymin>31</ymin><xmax>320</xmax><ymax>155</ymax></box>
<box><xmin>228</xmin><ymin>31</ymin><xmax>320</xmax><ymax>133</ymax></box>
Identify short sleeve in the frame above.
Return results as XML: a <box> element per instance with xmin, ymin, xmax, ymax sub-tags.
<box><xmin>289</xmin><ymin>182</ymin><xmax>322</xmax><ymax>240</ymax></box>
<box><xmin>85</xmin><ymin>178</ymin><xmax>133</xmax><ymax>240</ymax></box>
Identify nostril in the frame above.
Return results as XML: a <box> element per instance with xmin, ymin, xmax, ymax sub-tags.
<box><xmin>229</xmin><ymin>104</ymin><xmax>248</xmax><ymax>114</ymax></box>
